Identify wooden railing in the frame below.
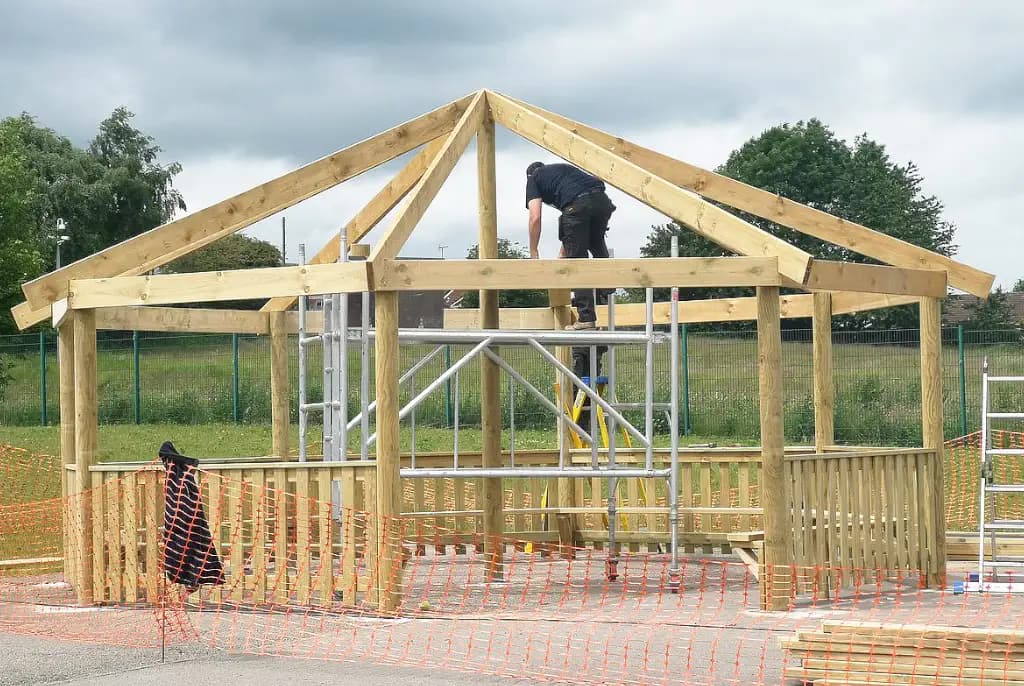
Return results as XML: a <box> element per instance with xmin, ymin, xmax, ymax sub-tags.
<box><xmin>73</xmin><ymin>460</ymin><xmax>378</xmax><ymax>607</ymax></box>
<box><xmin>784</xmin><ymin>447</ymin><xmax>942</xmax><ymax>587</ymax></box>
<box><xmin>75</xmin><ymin>446</ymin><xmax>940</xmax><ymax>605</ymax></box>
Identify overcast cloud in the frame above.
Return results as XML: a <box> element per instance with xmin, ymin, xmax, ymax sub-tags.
<box><xmin>1</xmin><ymin>1</ymin><xmax>1022</xmax><ymax>288</ymax></box>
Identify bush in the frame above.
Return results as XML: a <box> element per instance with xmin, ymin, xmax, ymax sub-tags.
<box><xmin>0</xmin><ymin>354</ymin><xmax>11</xmax><ymax>402</ymax></box>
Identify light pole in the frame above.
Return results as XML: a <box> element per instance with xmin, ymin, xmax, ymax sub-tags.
<box><xmin>55</xmin><ymin>218</ymin><xmax>70</xmax><ymax>269</ymax></box>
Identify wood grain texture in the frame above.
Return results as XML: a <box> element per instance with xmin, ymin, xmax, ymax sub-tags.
<box><xmin>95</xmin><ymin>306</ymin><xmax>269</xmax><ymax>333</ymax></box>
<box><xmin>488</xmin><ymin>91</ymin><xmax>812</xmax><ymax>284</ymax></box>
<box><xmin>504</xmin><ymin>93</ymin><xmax>994</xmax><ymax>297</ymax></box>
<box><xmin>22</xmin><ymin>93</ymin><xmax>475</xmax><ymax>310</ymax></box>
<box><xmin>756</xmin><ymin>286</ymin><xmax>788</xmax><ymax>610</ymax></box>
<box><xmin>261</xmin><ymin>137</ymin><xmax>447</xmax><ymax>312</ymax></box>
<box><xmin>373</xmin><ymin>256</ymin><xmax>781</xmax><ymax>291</ymax></box>
<box><xmin>370</xmin><ymin>92</ymin><xmax>487</xmax><ymax>260</ymax></box>
<box><xmin>69</xmin><ymin>262</ymin><xmax>369</xmax><ymax>308</ymax></box>
<box><xmin>812</xmin><ymin>293</ymin><xmax>835</xmax><ymax>452</ymax></box>
<box><xmin>477</xmin><ymin>114</ymin><xmax>504</xmax><ymax>578</ymax></box>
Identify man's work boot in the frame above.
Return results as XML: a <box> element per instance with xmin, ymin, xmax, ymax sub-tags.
<box><xmin>565</xmin><ymin>320</ymin><xmax>596</xmax><ymax>331</ymax></box>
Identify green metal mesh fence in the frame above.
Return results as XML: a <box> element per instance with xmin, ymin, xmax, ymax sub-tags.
<box><xmin>1</xmin><ymin>327</ymin><xmax>1021</xmax><ymax>446</ymax></box>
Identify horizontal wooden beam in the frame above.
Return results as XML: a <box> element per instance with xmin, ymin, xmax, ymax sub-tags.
<box><xmin>803</xmin><ymin>260</ymin><xmax>946</xmax><ymax>297</ymax></box>
<box><xmin>260</xmin><ymin>137</ymin><xmax>447</xmax><ymax>313</ymax></box>
<box><xmin>831</xmin><ymin>291</ymin><xmax>919</xmax><ymax>315</ymax></box>
<box><xmin>284</xmin><ymin>310</ymin><xmax>323</xmax><ymax>334</ymax></box>
<box><xmin>95</xmin><ymin>306</ymin><xmax>269</xmax><ymax>334</ymax></box>
<box><xmin>446</xmin><ymin>290</ymin><xmax>922</xmax><ymax>329</ymax></box>
<box><xmin>373</xmin><ymin>257</ymin><xmax>781</xmax><ymax>292</ymax></box>
<box><xmin>443</xmin><ymin>307</ymin><xmax>555</xmax><ymax>329</ymax></box>
<box><xmin>69</xmin><ymin>263</ymin><xmax>369</xmax><ymax>309</ymax></box>
<box><xmin>11</xmin><ymin>301</ymin><xmax>49</xmax><ymax>331</ymax></box>
<box><xmin>370</xmin><ymin>91</ymin><xmax>487</xmax><ymax>261</ymax></box>
<box><xmin>506</xmin><ymin>94</ymin><xmax>995</xmax><ymax>297</ymax></box>
<box><xmin>20</xmin><ymin>92</ymin><xmax>476</xmax><ymax>312</ymax></box>
<box><xmin>486</xmin><ymin>91</ymin><xmax>813</xmax><ymax>284</ymax></box>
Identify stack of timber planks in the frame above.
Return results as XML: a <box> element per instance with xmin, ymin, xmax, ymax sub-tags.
<box><xmin>782</xmin><ymin>620</ymin><xmax>1024</xmax><ymax>685</ymax></box>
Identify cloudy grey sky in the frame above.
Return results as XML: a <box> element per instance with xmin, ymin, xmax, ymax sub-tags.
<box><xmin>2</xmin><ymin>1</ymin><xmax>1022</xmax><ymax>288</ymax></box>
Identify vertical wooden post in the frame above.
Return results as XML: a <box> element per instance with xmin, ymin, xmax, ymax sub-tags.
<box><xmin>269</xmin><ymin>311</ymin><xmax>290</xmax><ymax>459</ymax></box>
<box><xmin>374</xmin><ymin>291</ymin><xmax>402</xmax><ymax>611</ymax></box>
<box><xmin>477</xmin><ymin>110</ymin><xmax>504</xmax><ymax>578</ymax></box>
<box><xmin>757</xmin><ymin>286</ymin><xmax>789</xmax><ymax>611</ymax></box>
<box><xmin>551</xmin><ymin>289</ymin><xmax>577</xmax><ymax>557</ymax></box>
<box><xmin>58</xmin><ymin>321</ymin><xmax>76</xmax><ymax>585</ymax></box>
<box><xmin>812</xmin><ymin>292</ymin><xmax>835</xmax><ymax>453</ymax></box>
<box><xmin>920</xmin><ymin>296</ymin><xmax>947</xmax><ymax>586</ymax></box>
<box><xmin>72</xmin><ymin>309</ymin><xmax>97</xmax><ymax>605</ymax></box>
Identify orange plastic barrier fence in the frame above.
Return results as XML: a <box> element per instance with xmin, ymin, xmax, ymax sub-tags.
<box><xmin>1</xmin><ymin>435</ymin><xmax>1023</xmax><ymax>685</ymax></box>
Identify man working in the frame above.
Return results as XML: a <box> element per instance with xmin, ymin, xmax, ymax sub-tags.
<box><xmin>526</xmin><ymin>161</ymin><xmax>616</xmax><ymax>330</ymax></box>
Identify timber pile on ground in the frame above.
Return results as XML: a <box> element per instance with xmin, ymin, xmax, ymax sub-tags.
<box><xmin>782</xmin><ymin>620</ymin><xmax>1024</xmax><ymax>685</ymax></box>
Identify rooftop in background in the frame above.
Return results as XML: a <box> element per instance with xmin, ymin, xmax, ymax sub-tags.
<box><xmin>944</xmin><ymin>292</ymin><xmax>1024</xmax><ymax>324</ymax></box>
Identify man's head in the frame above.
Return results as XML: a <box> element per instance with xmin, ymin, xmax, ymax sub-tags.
<box><xmin>526</xmin><ymin>161</ymin><xmax>544</xmax><ymax>178</ymax></box>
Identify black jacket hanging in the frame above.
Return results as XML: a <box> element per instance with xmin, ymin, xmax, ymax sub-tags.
<box><xmin>159</xmin><ymin>441</ymin><xmax>225</xmax><ymax>591</ymax></box>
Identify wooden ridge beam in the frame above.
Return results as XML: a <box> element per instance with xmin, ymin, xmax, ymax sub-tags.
<box><xmin>803</xmin><ymin>260</ymin><xmax>947</xmax><ymax>297</ymax></box>
<box><xmin>95</xmin><ymin>306</ymin><xmax>269</xmax><ymax>334</ymax></box>
<box><xmin>373</xmin><ymin>256</ymin><xmax>781</xmax><ymax>292</ymax></box>
<box><xmin>19</xmin><ymin>92</ymin><xmax>477</xmax><ymax>314</ymax></box>
<box><xmin>505</xmin><ymin>93</ymin><xmax>995</xmax><ymax>297</ymax></box>
<box><xmin>487</xmin><ymin>91</ymin><xmax>812</xmax><ymax>284</ymax></box>
<box><xmin>261</xmin><ymin>136</ymin><xmax>447</xmax><ymax>313</ymax></box>
<box><xmin>369</xmin><ymin>91</ymin><xmax>487</xmax><ymax>261</ymax></box>
<box><xmin>69</xmin><ymin>263</ymin><xmax>369</xmax><ymax>309</ymax></box>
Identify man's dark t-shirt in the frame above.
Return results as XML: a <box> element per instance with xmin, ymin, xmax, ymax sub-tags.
<box><xmin>525</xmin><ymin>163</ymin><xmax>605</xmax><ymax>211</ymax></box>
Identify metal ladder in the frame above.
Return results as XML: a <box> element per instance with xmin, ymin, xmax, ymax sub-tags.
<box><xmin>968</xmin><ymin>358</ymin><xmax>1024</xmax><ymax>592</ymax></box>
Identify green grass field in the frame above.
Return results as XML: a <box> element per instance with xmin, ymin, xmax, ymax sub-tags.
<box><xmin>2</xmin><ymin>329</ymin><xmax>1022</xmax><ymax>447</ymax></box>
<box><xmin>2</xmin><ymin>423</ymin><xmax>739</xmax><ymax>463</ymax></box>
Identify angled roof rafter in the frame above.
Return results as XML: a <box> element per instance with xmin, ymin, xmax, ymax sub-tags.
<box><xmin>502</xmin><ymin>92</ymin><xmax>994</xmax><ymax>297</ymax></box>
<box><xmin>10</xmin><ymin>89</ymin><xmax>993</xmax><ymax>331</ymax></box>
<box><xmin>484</xmin><ymin>90</ymin><xmax>813</xmax><ymax>284</ymax></box>
<box><xmin>369</xmin><ymin>91</ymin><xmax>488</xmax><ymax>261</ymax></box>
<box><xmin>261</xmin><ymin>135</ymin><xmax>448</xmax><ymax>313</ymax></box>
<box><xmin>16</xmin><ymin>91</ymin><xmax>479</xmax><ymax>322</ymax></box>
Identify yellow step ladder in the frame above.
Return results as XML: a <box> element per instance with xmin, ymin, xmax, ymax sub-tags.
<box><xmin>525</xmin><ymin>378</ymin><xmax>648</xmax><ymax>554</ymax></box>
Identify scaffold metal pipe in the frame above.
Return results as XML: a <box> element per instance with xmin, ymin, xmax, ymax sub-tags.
<box><xmin>400</xmin><ymin>467</ymin><xmax>671</xmax><ymax>479</ymax></box>
<box><xmin>527</xmin><ymin>339</ymin><xmax>650</xmax><ymax>448</ymax></box>
<box><xmin>297</xmin><ymin>244</ymin><xmax>308</xmax><ymax>462</ymax></box>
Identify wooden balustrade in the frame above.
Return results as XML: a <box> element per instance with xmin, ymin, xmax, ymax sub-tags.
<box><xmin>79</xmin><ymin>446</ymin><xmax>941</xmax><ymax>606</ymax></box>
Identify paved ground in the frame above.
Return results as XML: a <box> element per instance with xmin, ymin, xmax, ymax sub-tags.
<box><xmin>0</xmin><ymin>632</ymin><xmax>531</xmax><ymax>686</ymax></box>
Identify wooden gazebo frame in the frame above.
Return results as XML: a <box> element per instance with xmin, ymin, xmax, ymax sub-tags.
<box><xmin>12</xmin><ymin>90</ymin><xmax>994</xmax><ymax>611</ymax></box>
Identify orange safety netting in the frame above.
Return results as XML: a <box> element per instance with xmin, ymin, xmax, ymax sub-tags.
<box><xmin>2</xmin><ymin>435</ymin><xmax>1024</xmax><ymax>686</ymax></box>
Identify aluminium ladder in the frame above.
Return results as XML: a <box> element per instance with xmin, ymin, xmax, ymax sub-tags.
<box><xmin>966</xmin><ymin>358</ymin><xmax>1024</xmax><ymax>593</ymax></box>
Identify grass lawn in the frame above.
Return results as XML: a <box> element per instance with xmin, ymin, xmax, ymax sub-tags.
<box><xmin>2</xmin><ymin>423</ymin><xmax>746</xmax><ymax>463</ymax></box>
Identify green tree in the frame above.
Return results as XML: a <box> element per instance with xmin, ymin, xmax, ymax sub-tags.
<box><xmin>0</xmin><ymin>119</ymin><xmax>45</xmax><ymax>332</ymax></box>
<box><xmin>164</xmin><ymin>234</ymin><xmax>282</xmax><ymax>309</ymax></box>
<box><xmin>636</xmin><ymin>119</ymin><xmax>957</xmax><ymax>330</ymax></box>
<box><xmin>459</xmin><ymin>238</ymin><xmax>549</xmax><ymax>309</ymax></box>
<box><xmin>1012</xmin><ymin>279</ymin><xmax>1024</xmax><ymax>293</ymax></box>
<box><xmin>961</xmin><ymin>287</ymin><xmax>1022</xmax><ymax>333</ymax></box>
<box><xmin>87</xmin><ymin>107</ymin><xmax>185</xmax><ymax>253</ymax></box>
<box><xmin>0</xmin><ymin>109</ymin><xmax>185</xmax><ymax>332</ymax></box>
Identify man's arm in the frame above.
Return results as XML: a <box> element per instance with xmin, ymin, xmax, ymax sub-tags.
<box><xmin>527</xmin><ymin>198</ymin><xmax>542</xmax><ymax>258</ymax></box>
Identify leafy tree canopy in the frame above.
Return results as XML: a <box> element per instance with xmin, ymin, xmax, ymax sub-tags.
<box><xmin>459</xmin><ymin>238</ymin><xmax>549</xmax><ymax>309</ymax></box>
<box><xmin>1013</xmin><ymin>279</ymin><xmax>1024</xmax><ymax>293</ymax></box>
<box><xmin>636</xmin><ymin>119</ymin><xmax>957</xmax><ymax>330</ymax></box>
<box><xmin>0</xmin><ymin>108</ymin><xmax>185</xmax><ymax>332</ymax></box>
<box><xmin>164</xmin><ymin>234</ymin><xmax>282</xmax><ymax>310</ymax></box>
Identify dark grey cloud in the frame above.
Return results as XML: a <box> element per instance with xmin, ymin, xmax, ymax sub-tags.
<box><xmin>1</xmin><ymin>1</ymin><xmax>1023</xmax><ymax>285</ymax></box>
